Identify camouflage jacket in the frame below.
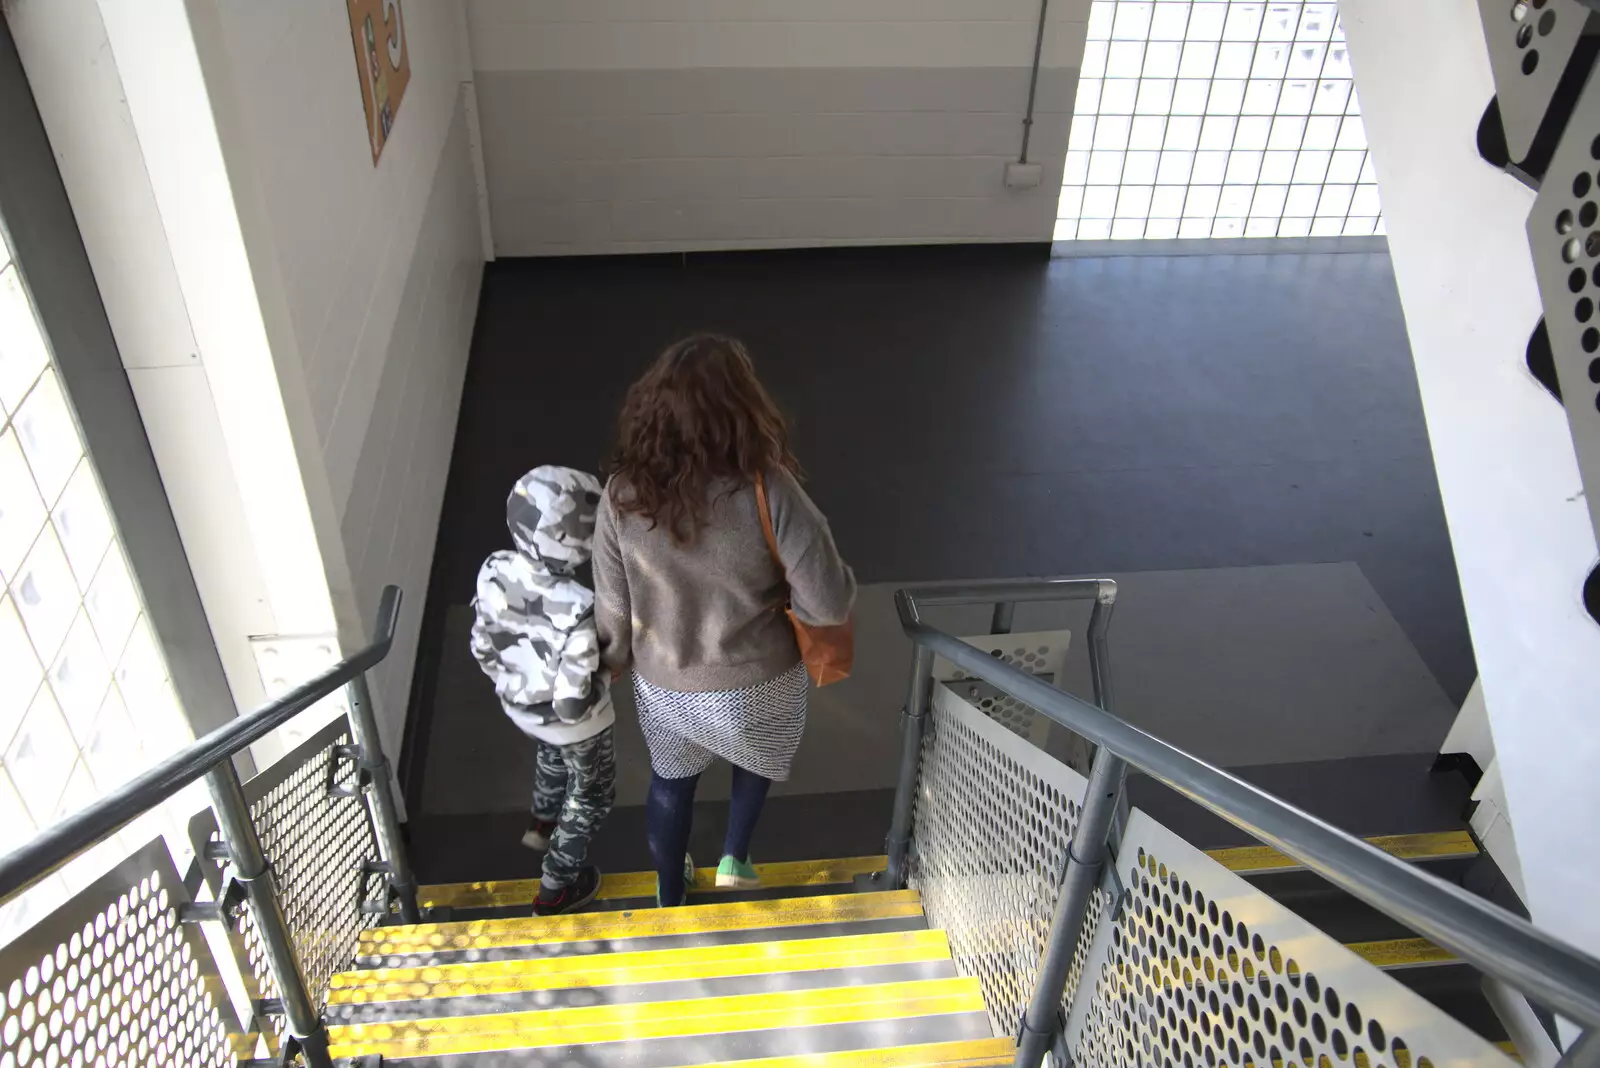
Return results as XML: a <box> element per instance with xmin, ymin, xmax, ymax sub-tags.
<box><xmin>470</xmin><ymin>466</ymin><xmax>610</xmax><ymax>728</ymax></box>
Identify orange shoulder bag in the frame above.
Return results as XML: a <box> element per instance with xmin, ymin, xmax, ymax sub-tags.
<box><xmin>754</xmin><ymin>472</ymin><xmax>854</xmax><ymax>686</ymax></box>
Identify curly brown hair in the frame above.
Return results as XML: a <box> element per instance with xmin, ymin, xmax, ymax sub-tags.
<box><xmin>608</xmin><ymin>334</ymin><xmax>799</xmax><ymax>543</ymax></box>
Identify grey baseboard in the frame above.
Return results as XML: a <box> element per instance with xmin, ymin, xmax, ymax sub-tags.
<box><xmin>1053</xmin><ymin>234</ymin><xmax>1389</xmax><ymax>257</ymax></box>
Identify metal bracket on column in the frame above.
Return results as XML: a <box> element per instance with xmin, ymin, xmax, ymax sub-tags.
<box><xmin>241</xmin><ymin>1033</ymin><xmax>383</xmax><ymax>1067</ymax></box>
<box><xmin>359</xmin><ymin>859</ymin><xmax>399</xmax><ymax>918</ymax></box>
<box><xmin>179</xmin><ymin>874</ymin><xmax>247</xmax><ymax>928</ymax></box>
<box><xmin>327</xmin><ymin>744</ymin><xmax>366</xmax><ymax>799</ymax></box>
<box><xmin>1059</xmin><ymin>875</ymin><xmax>1132</xmax><ymax>1061</ymax></box>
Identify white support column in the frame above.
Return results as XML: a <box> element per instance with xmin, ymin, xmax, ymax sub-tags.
<box><xmin>1340</xmin><ymin>0</ymin><xmax>1600</xmax><ymax>1001</ymax></box>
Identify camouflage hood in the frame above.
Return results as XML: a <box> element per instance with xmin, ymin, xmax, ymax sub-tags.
<box><xmin>470</xmin><ymin>466</ymin><xmax>610</xmax><ymax>726</ymax></box>
<box><xmin>506</xmin><ymin>465</ymin><xmax>603</xmax><ymax>571</ymax></box>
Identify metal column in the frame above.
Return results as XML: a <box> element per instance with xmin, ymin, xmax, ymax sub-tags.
<box><xmin>885</xmin><ymin>644</ymin><xmax>936</xmax><ymax>888</ymax></box>
<box><xmin>1014</xmin><ymin>746</ymin><xmax>1128</xmax><ymax>1068</ymax></box>
<box><xmin>346</xmin><ymin>671</ymin><xmax>421</xmax><ymax>924</ymax></box>
<box><xmin>204</xmin><ymin>762</ymin><xmax>334</xmax><ymax>1068</ymax></box>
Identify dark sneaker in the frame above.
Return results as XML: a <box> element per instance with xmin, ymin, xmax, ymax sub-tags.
<box><xmin>533</xmin><ymin>865</ymin><xmax>602</xmax><ymax>916</ymax></box>
<box><xmin>522</xmin><ymin>818</ymin><xmax>557</xmax><ymax>851</ymax></box>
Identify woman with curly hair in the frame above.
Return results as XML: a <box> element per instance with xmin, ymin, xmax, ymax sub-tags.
<box><xmin>595</xmin><ymin>334</ymin><xmax>856</xmax><ymax>907</ymax></box>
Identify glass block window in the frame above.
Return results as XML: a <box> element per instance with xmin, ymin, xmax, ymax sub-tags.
<box><xmin>1056</xmin><ymin>1</ymin><xmax>1384</xmax><ymax>240</ymax></box>
<box><xmin>0</xmin><ymin>225</ymin><xmax>196</xmax><ymax>945</ymax></box>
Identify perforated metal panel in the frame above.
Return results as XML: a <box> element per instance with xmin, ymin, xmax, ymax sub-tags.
<box><xmin>1478</xmin><ymin>0</ymin><xmax>1591</xmax><ymax>160</ymax></box>
<box><xmin>934</xmin><ymin>630</ymin><xmax>1073</xmax><ymax>749</ymax></box>
<box><xmin>0</xmin><ymin>838</ymin><xmax>239</xmax><ymax>1068</ymax></box>
<box><xmin>1066</xmin><ymin>810</ymin><xmax>1516</xmax><ymax>1068</ymax></box>
<box><xmin>910</xmin><ymin>682</ymin><xmax>1090</xmax><ymax>1039</ymax></box>
<box><xmin>1523</xmin><ymin>62</ymin><xmax>1600</xmax><ymax>548</ymax></box>
<box><xmin>191</xmin><ymin>717</ymin><xmax>381</xmax><ymax>1027</ymax></box>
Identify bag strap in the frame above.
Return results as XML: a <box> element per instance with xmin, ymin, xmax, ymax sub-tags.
<box><xmin>754</xmin><ymin>471</ymin><xmax>785</xmax><ymax>578</ymax></box>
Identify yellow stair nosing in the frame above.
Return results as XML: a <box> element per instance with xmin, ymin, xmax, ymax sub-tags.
<box><xmin>1344</xmin><ymin>937</ymin><xmax>1457</xmax><ymax>969</ymax></box>
<box><xmin>419</xmin><ymin>855</ymin><xmax>889</xmax><ymax>911</ymax></box>
<box><xmin>326</xmin><ymin>976</ymin><xmax>986</xmax><ymax>1061</ymax></box>
<box><xmin>359</xmin><ymin>889</ymin><xmax>924</xmax><ymax>956</ymax></box>
<box><xmin>671</xmin><ymin>1039</ymin><xmax>1017</xmax><ymax>1068</ymax></box>
<box><xmin>328</xmin><ymin>928</ymin><xmax>952</xmax><ymax>1005</ymax></box>
<box><xmin>1209</xmin><ymin>830</ymin><xmax>1478</xmax><ymax>875</ymax></box>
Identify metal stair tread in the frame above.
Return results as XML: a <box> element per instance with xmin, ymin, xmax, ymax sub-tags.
<box><xmin>669</xmin><ymin>1038</ymin><xmax>1017</xmax><ymax>1068</ymax></box>
<box><xmin>334</xmin><ymin>928</ymin><xmax>952</xmax><ymax>998</ymax></box>
<box><xmin>1207</xmin><ymin>830</ymin><xmax>1478</xmax><ymax>876</ymax></box>
<box><xmin>327</xmin><ymin>929</ymin><xmax>956</xmax><ymax>1022</ymax></box>
<box><xmin>357</xmin><ymin>890</ymin><xmax>926</xmax><ymax>965</ymax></box>
<box><xmin>1346</xmin><ymin>936</ymin><xmax>1458</xmax><ymax>970</ymax></box>
<box><xmin>328</xmin><ymin>961</ymin><xmax>962</xmax><ymax>1025</ymax></box>
<box><xmin>324</xmin><ymin>975</ymin><xmax>989</xmax><ymax>1061</ymax></box>
<box><xmin>419</xmin><ymin>856</ymin><xmax>888</xmax><ymax>911</ymax></box>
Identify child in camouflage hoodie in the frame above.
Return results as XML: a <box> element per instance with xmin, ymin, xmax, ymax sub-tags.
<box><xmin>470</xmin><ymin>465</ymin><xmax>615</xmax><ymax>915</ymax></box>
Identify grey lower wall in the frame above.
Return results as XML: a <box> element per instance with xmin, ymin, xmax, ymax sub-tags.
<box><xmin>421</xmin><ymin>564</ymin><xmax>1456</xmax><ymax>815</ymax></box>
<box><xmin>474</xmin><ymin>66</ymin><xmax>1076</xmax><ymax>255</ymax></box>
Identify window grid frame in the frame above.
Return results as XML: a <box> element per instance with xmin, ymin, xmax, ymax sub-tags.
<box><xmin>1058</xmin><ymin>0</ymin><xmax>1384</xmax><ymax>242</ymax></box>
<box><xmin>0</xmin><ymin>228</ymin><xmax>193</xmax><ymax>948</ymax></box>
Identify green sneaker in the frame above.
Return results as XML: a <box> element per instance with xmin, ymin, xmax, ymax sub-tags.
<box><xmin>716</xmin><ymin>855</ymin><xmax>760</xmax><ymax>889</ymax></box>
<box><xmin>658</xmin><ymin>853</ymin><xmax>695</xmax><ymax>908</ymax></box>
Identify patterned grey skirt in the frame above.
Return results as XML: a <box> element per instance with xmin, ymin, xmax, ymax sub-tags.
<box><xmin>633</xmin><ymin>662</ymin><xmax>810</xmax><ymax>781</ymax></box>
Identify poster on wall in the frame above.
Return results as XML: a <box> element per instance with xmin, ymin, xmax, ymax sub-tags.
<box><xmin>346</xmin><ymin>0</ymin><xmax>411</xmax><ymax>164</ymax></box>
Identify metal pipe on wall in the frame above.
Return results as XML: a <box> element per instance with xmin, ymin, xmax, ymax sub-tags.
<box><xmin>1019</xmin><ymin>0</ymin><xmax>1052</xmax><ymax>163</ymax></box>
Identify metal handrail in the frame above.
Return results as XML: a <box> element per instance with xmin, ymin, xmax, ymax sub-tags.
<box><xmin>890</xmin><ymin>579</ymin><xmax>1600</xmax><ymax>1042</ymax></box>
<box><xmin>0</xmin><ymin>584</ymin><xmax>401</xmax><ymax>906</ymax></box>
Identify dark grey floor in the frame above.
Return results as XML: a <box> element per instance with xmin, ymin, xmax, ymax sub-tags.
<box><xmin>403</xmin><ymin>245</ymin><xmax>1474</xmax><ymax>868</ymax></box>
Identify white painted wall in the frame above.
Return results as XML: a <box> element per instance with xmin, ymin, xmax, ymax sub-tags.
<box><xmin>209</xmin><ymin>0</ymin><xmax>486</xmax><ymax>758</ymax></box>
<box><xmin>8</xmin><ymin>0</ymin><xmax>485</xmax><ymax>764</ymax></box>
<box><xmin>1341</xmin><ymin>0</ymin><xmax>1600</xmax><ymax>982</ymax></box>
<box><xmin>466</xmin><ymin>0</ymin><xmax>1085</xmax><ymax>255</ymax></box>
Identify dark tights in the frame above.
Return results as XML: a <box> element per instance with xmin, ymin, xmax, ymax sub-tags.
<box><xmin>647</xmin><ymin>765</ymin><xmax>772</xmax><ymax>906</ymax></box>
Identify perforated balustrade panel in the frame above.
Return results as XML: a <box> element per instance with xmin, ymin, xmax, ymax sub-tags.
<box><xmin>1523</xmin><ymin>58</ymin><xmax>1600</xmax><ymax>552</ymax></box>
<box><xmin>932</xmin><ymin>630</ymin><xmax>1072</xmax><ymax>750</ymax></box>
<box><xmin>0</xmin><ymin>837</ymin><xmax>239</xmax><ymax>1068</ymax></box>
<box><xmin>190</xmin><ymin>716</ymin><xmax>381</xmax><ymax>1023</ymax></box>
<box><xmin>910</xmin><ymin>682</ymin><xmax>1090</xmax><ymax>1039</ymax></box>
<box><xmin>1066</xmin><ymin>810</ymin><xmax>1516</xmax><ymax>1068</ymax></box>
<box><xmin>1477</xmin><ymin>0</ymin><xmax>1590</xmax><ymax>161</ymax></box>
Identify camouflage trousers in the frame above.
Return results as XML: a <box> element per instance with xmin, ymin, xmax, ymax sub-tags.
<box><xmin>533</xmin><ymin>728</ymin><xmax>617</xmax><ymax>888</ymax></box>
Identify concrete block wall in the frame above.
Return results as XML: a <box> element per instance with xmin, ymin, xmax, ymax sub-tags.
<box><xmin>212</xmin><ymin>1</ymin><xmax>486</xmax><ymax>757</ymax></box>
<box><xmin>466</xmin><ymin>0</ymin><xmax>1086</xmax><ymax>255</ymax></box>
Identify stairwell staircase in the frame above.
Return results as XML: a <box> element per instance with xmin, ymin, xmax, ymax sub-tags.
<box><xmin>320</xmin><ymin>829</ymin><xmax>1515</xmax><ymax>1067</ymax></box>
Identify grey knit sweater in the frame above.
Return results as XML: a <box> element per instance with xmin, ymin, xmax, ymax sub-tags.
<box><xmin>594</xmin><ymin>469</ymin><xmax>856</xmax><ymax>692</ymax></box>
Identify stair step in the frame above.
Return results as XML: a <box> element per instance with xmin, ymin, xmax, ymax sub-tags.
<box><xmin>417</xmin><ymin>834</ymin><xmax>1475</xmax><ymax>917</ymax></box>
<box><xmin>1346</xmin><ymin>937</ymin><xmax>1457</xmax><ymax>970</ymax></box>
<box><xmin>672</xmin><ymin>1039</ymin><xmax>1015</xmax><ymax>1068</ymax></box>
<box><xmin>328</xmin><ymin>930</ymin><xmax>956</xmax><ymax>1022</ymax></box>
<box><xmin>325</xmin><ymin>976</ymin><xmax>990</xmax><ymax>1062</ymax></box>
<box><xmin>420</xmin><ymin>855</ymin><xmax>888</xmax><ymax>912</ymax></box>
<box><xmin>1207</xmin><ymin>830</ymin><xmax>1477</xmax><ymax>876</ymax></box>
<box><xmin>357</xmin><ymin>889</ymin><xmax>926</xmax><ymax>967</ymax></box>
